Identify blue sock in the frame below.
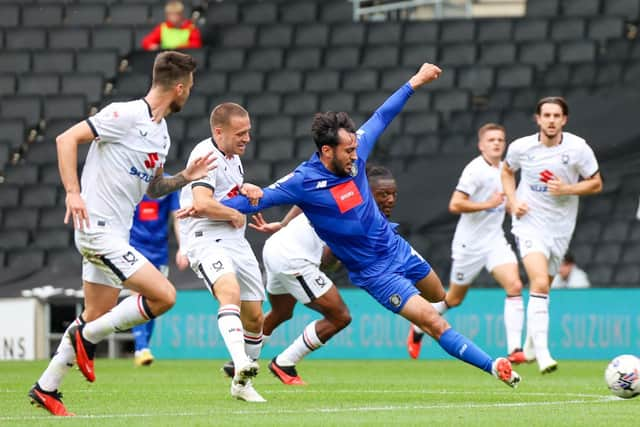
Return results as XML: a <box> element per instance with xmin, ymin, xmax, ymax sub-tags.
<box><xmin>438</xmin><ymin>328</ymin><xmax>493</xmax><ymax>374</ymax></box>
<box><xmin>145</xmin><ymin>319</ymin><xmax>155</xmax><ymax>345</ymax></box>
<box><xmin>132</xmin><ymin>323</ymin><xmax>148</xmax><ymax>351</ymax></box>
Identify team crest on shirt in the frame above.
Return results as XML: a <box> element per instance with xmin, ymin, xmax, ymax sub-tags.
<box><xmin>350</xmin><ymin>163</ymin><xmax>358</xmax><ymax>177</ymax></box>
<box><xmin>389</xmin><ymin>294</ymin><xmax>402</xmax><ymax>308</ymax></box>
<box><xmin>561</xmin><ymin>154</ymin><xmax>569</xmax><ymax>165</ymax></box>
<box><xmin>456</xmin><ymin>272</ymin><xmax>464</xmax><ymax>281</ymax></box>
<box><xmin>315</xmin><ymin>276</ymin><xmax>327</xmax><ymax>287</ymax></box>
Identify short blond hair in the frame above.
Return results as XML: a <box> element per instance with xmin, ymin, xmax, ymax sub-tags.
<box><xmin>477</xmin><ymin>122</ymin><xmax>505</xmax><ymax>140</ymax></box>
<box><xmin>210</xmin><ymin>103</ymin><xmax>249</xmax><ymax>128</ymax></box>
<box><xmin>165</xmin><ymin>1</ymin><xmax>184</xmax><ymax>14</ymax></box>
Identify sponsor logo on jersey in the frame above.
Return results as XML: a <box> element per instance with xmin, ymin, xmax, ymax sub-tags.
<box><xmin>529</xmin><ymin>184</ymin><xmax>548</xmax><ymax>192</ymax></box>
<box><xmin>226</xmin><ymin>185</ymin><xmax>240</xmax><ymax>199</ymax></box>
<box><xmin>561</xmin><ymin>154</ymin><xmax>569</xmax><ymax>164</ymax></box>
<box><xmin>129</xmin><ymin>166</ymin><xmax>154</xmax><ymax>182</ymax></box>
<box><xmin>330</xmin><ymin>180</ymin><xmax>363</xmax><ymax>213</ymax></box>
<box><xmin>269</xmin><ymin>172</ymin><xmax>294</xmax><ymax>189</ymax></box>
<box><xmin>144</xmin><ymin>152</ymin><xmax>159</xmax><ymax>169</ymax></box>
<box><xmin>316</xmin><ymin>180</ymin><xmax>327</xmax><ymax>189</ymax></box>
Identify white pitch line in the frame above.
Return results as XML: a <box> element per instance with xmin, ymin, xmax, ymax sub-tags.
<box><xmin>0</xmin><ymin>395</ymin><xmax>621</xmax><ymax>422</ymax></box>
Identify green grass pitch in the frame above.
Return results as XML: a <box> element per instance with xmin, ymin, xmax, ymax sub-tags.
<box><xmin>1</xmin><ymin>359</ymin><xmax>637</xmax><ymax>426</ymax></box>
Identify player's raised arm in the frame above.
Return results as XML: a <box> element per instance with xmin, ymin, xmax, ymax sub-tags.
<box><xmin>146</xmin><ymin>151</ymin><xmax>216</xmax><ymax>198</ymax></box>
<box><xmin>56</xmin><ymin>121</ymin><xmax>99</xmax><ymax>230</ymax></box>
<box><xmin>357</xmin><ymin>63</ymin><xmax>442</xmax><ymax>161</ymax></box>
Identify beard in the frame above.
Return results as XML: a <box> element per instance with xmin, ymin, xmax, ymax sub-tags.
<box><xmin>331</xmin><ymin>157</ymin><xmax>350</xmax><ymax>177</ymax></box>
<box><xmin>169</xmin><ymin>100</ymin><xmax>183</xmax><ymax>113</ymax></box>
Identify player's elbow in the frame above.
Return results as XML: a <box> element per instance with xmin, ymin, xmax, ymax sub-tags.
<box><xmin>592</xmin><ymin>178</ymin><xmax>603</xmax><ymax>194</ymax></box>
<box><xmin>448</xmin><ymin>201</ymin><xmax>461</xmax><ymax>215</ymax></box>
<box><xmin>192</xmin><ymin>199</ymin><xmax>208</xmax><ymax>216</ymax></box>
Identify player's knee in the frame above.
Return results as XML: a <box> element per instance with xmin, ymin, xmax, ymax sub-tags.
<box><xmin>156</xmin><ymin>286</ymin><xmax>176</xmax><ymax>313</ymax></box>
<box><xmin>331</xmin><ymin>308</ymin><xmax>352</xmax><ymax>331</ymax></box>
<box><xmin>506</xmin><ymin>279</ymin><xmax>523</xmax><ymax>295</ymax></box>
<box><xmin>445</xmin><ymin>295</ymin><xmax>462</xmax><ymax>308</ymax></box>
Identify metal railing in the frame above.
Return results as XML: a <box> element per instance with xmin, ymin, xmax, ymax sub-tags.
<box><xmin>350</xmin><ymin>0</ymin><xmax>472</xmax><ymax>21</ymax></box>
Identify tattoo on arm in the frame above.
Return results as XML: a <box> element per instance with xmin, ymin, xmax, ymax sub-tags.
<box><xmin>147</xmin><ymin>172</ymin><xmax>189</xmax><ymax>198</ymax></box>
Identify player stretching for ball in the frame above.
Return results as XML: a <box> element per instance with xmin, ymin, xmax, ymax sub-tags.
<box><xmin>501</xmin><ymin>96</ymin><xmax>602</xmax><ymax>374</ymax></box>
<box><xmin>180</xmin><ymin>63</ymin><xmax>522</xmax><ymax>388</ymax></box>
<box><xmin>28</xmin><ymin>51</ymin><xmax>214</xmax><ymax>416</ymax></box>
<box><xmin>179</xmin><ymin>103</ymin><xmax>266</xmax><ymax>402</ymax></box>
<box><xmin>407</xmin><ymin>123</ymin><xmax>526</xmax><ymax>364</ymax></box>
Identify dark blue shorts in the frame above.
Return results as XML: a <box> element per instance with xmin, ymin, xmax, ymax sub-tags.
<box><xmin>350</xmin><ymin>238</ymin><xmax>432</xmax><ymax>313</ymax></box>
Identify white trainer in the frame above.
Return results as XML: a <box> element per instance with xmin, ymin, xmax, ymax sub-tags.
<box><xmin>492</xmin><ymin>357</ymin><xmax>522</xmax><ymax>388</ymax></box>
<box><xmin>538</xmin><ymin>358</ymin><xmax>558</xmax><ymax>374</ymax></box>
<box><xmin>231</xmin><ymin>380</ymin><xmax>266</xmax><ymax>402</ymax></box>
<box><xmin>234</xmin><ymin>360</ymin><xmax>259</xmax><ymax>383</ymax></box>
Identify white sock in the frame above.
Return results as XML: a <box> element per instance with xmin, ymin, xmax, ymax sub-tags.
<box><xmin>504</xmin><ymin>295</ymin><xmax>524</xmax><ymax>353</ymax></box>
<box><xmin>411</xmin><ymin>324</ymin><xmax>424</xmax><ymax>335</ymax></box>
<box><xmin>217</xmin><ymin>305</ymin><xmax>251</xmax><ymax>368</ymax></box>
<box><xmin>431</xmin><ymin>300</ymin><xmax>448</xmax><ymax>315</ymax></box>
<box><xmin>262</xmin><ymin>334</ymin><xmax>271</xmax><ymax>346</ymax></box>
<box><xmin>83</xmin><ymin>295</ymin><xmax>152</xmax><ymax>344</ymax></box>
<box><xmin>244</xmin><ymin>329</ymin><xmax>263</xmax><ymax>361</ymax></box>
<box><xmin>276</xmin><ymin>320</ymin><xmax>323</xmax><ymax>366</ymax></box>
<box><xmin>528</xmin><ymin>293</ymin><xmax>552</xmax><ymax>363</ymax></box>
<box><xmin>38</xmin><ymin>317</ymin><xmax>83</xmax><ymax>391</ymax></box>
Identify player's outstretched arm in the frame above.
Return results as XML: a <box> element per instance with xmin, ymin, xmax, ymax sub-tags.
<box><xmin>248</xmin><ymin>205</ymin><xmax>303</xmax><ymax>234</ymax></box>
<box><xmin>147</xmin><ymin>152</ymin><xmax>216</xmax><ymax>198</ymax></box>
<box><xmin>56</xmin><ymin>121</ymin><xmax>98</xmax><ymax>230</ymax></box>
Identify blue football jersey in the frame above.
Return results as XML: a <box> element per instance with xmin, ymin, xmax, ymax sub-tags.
<box><xmin>130</xmin><ymin>192</ymin><xmax>179</xmax><ymax>267</ymax></box>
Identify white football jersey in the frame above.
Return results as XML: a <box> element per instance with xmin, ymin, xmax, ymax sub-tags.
<box><xmin>82</xmin><ymin>99</ymin><xmax>170</xmax><ymax>231</ymax></box>
<box><xmin>180</xmin><ymin>138</ymin><xmax>246</xmax><ymax>244</ymax></box>
<box><xmin>452</xmin><ymin>156</ymin><xmax>507</xmax><ymax>251</ymax></box>
<box><xmin>264</xmin><ymin>213</ymin><xmax>325</xmax><ymax>266</ymax></box>
<box><xmin>505</xmin><ymin>132</ymin><xmax>599</xmax><ymax>238</ymax></box>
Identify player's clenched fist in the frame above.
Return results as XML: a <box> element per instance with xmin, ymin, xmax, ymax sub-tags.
<box><xmin>408</xmin><ymin>63</ymin><xmax>443</xmax><ymax>90</ymax></box>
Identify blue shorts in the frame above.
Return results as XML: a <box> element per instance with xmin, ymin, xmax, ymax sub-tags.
<box><xmin>349</xmin><ymin>238</ymin><xmax>432</xmax><ymax>313</ymax></box>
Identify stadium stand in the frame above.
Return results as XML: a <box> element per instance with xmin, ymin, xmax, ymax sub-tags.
<box><xmin>2</xmin><ymin>0</ymin><xmax>640</xmax><ymax>294</ymax></box>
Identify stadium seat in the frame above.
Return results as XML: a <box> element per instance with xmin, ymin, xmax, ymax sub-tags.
<box><xmin>611</xmin><ymin>193</ymin><xmax>638</xmax><ymax>218</ymax></box>
<box><xmin>33</xmin><ymin>50</ymin><xmax>74</xmax><ymax>73</ymax></box>
<box><xmin>293</xmin><ymin>115</ymin><xmax>312</xmax><ymax>137</ymax></box>
<box><xmin>0</xmin><ymin>4</ymin><xmax>19</xmax><ymax>27</ymax></box>
<box><xmin>558</xmin><ymin>41</ymin><xmax>596</xmax><ymax>63</ymax></box>
<box><xmin>0</xmin><ymin>51</ymin><xmax>31</xmax><ymax>73</ymax></box>
<box><xmin>43</xmin><ymin>95</ymin><xmax>87</xmax><ymax>121</ymax></box>
<box><xmin>3</xmin><ymin>208</ymin><xmax>39</xmax><ymax>230</ymax></box>
<box><xmin>601</xmin><ymin>220</ymin><xmax>631</xmax><ymax>242</ymax></box>
<box><xmin>357</xmin><ymin>91</ymin><xmax>393</xmax><ymax>114</ymax></box>
<box><xmin>18</xmin><ymin>74</ymin><xmax>59</xmax><ymax>96</ymax></box>
<box><xmin>403</xmin><ymin>21</ymin><xmax>439</xmax><ymax>44</ymax></box>
<box><xmin>479</xmin><ymin>42</ymin><xmax>517</xmax><ymax>65</ymax></box>
<box><xmin>4</xmin><ymin>164</ymin><xmax>38</xmax><ymax>185</ymax></box>
<box><xmin>247</xmin><ymin>93</ymin><xmax>281</xmax><ymax>115</ymax></box>
<box><xmin>23</xmin><ymin>4</ymin><xmax>64</xmax><ymax>27</ymax></box>
<box><xmin>246</xmin><ymin>48</ymin><xmax>284</xmax><ymax>71</ymax></box>
<box><xmin>0</xmin><ymin>96</ymin><xmax>41</xmax><ymax>126</ymax></box>
<box><xmin>271</xmin><ymin>158</ymin><xmax>302</xmax><ymax>181</ymax></box>
<box><xmin>47</xmin><ymin>248</ymin><xmax>82</xmax><ymax>274</ymax></box>
<box><xmin>476</xmin><ymin>19</ymin><xmax>513</xmax><ymax>42</ymax></box>
<box><xmin>282</xmin><ymin>93</ymin><xmax>317</xmax><ymax>114</ymax></box>
<box><xmin>513</xmin><ymin>19</ymin><xmax>549</xmax><ymax>41</ymax></box>
<box><xmin>320</xmin><ymin>1</ymin><xmax>353</xmax><ymax>23</ymax></box>
<box><xmin>256</xmin><ymin>115</ymin><xmax>293</xmax><ymax>139</ymax></box>
<box><xmin>39</xmin><ymin>163</ymin><xmax>62</xmax><ymax>185</ymax></box>
<box><xmin>76</xmin><ymin>49</ymin><xmax>119</xmax><ymax>79</ymax></box>
<box><xmin>433</xmin><ymin>90</ymin><xmax>469</xmax><ymax>112</ymax></box>
<box><xmin>403</xmin><ymin>112</ymin><xmax>439</xmax><ymax>134</ymax></box>
<box><xmin>280</xmin><ymin>2</ymin><xmax>317</xmax><ymax>23</ymax></box>
<box><xmin>220</xmin><ymin>25</ymin><xmax>256</xmax><ymax>48</ymax></box>
<box><xmin>330</xmin><ymin>23</ymin><xmax>366</xmax><ymax>46</ymax></box>
<box><xmin>502</xmin><ymin>110</ymin><xmax>536</xmax><ymax>136</ymax></box>
<box><xmin>21</xmin><ymin>185</ymin><xmax>58</xmax><ymax>208</ymax></box>
<box><xmin>65</xmin><ymin>4</ymin><xmax>107</xmax><ymax>26</ymax></box>
<box><xmin>38</xmin><ymin>206</ymin><xmax>67</xmax><ymax>229</ymax></box>
<box><xmin>6</xmin><ymin>29</ymin><xmax>47</xmax><ymax>49</ymax></box>
<box><xmin>179</xmin><ymin>93</ymin><xmax>207</xmax><ymax>117</ymax></box>
<box><xmin>304</xmin><ymin>70</ymin><xmax>340</xmax><ymax>91</ymax></box>
<box><xmin>165</xmin><ymin>115</ymin><xmax>185</xmax><ymax>142</ymax></box>
<box><xmin>61</xmin><ymin>73</ymin><xmax>104</xmax><ymax>104</ymax></box>
<box><xmin>518</xmin><ymin>41</ymin><xmax>555</xmax><ymax>65</ymax></box>
<box><xmin>227</xmin><ymin>71</ymin><xmax>264</xmax><ymax>93</ymax></box>
<box><xmin>457</xmin><ymin>67</ymin><xmax>494</xmax><ymax>92</ymax></box>
<box><xmin>205</xmin><ymin>2</ymin><xmax>238</xmax><ymax>24</ymax></box>
<box><xmin>92</xmin><ymin>27</ymin><xmax>133</xmax><ymax>55</ymax></box>
<box><xmin>242</xmin><ymin>2</ymin><xmax>277</xmax><ymax>24</ymax></box>
<box><xmin>403</xmin><ymin>91</ymin><xmax>431</xmax><ymax>112</ymax></box>
<box><xmin>569</xmin><ymin>243</ymin><xmax>593</xmax><ymax>265</ymax></box>
<box><xmin>0</xmin><ymin>185</ymin><xmax>19</xmax><ymax>208</ymax></box>
<box><xmin>256</xmin><ymin>137</ymin><xmax>294</xmax><ymax>160</ymax></box>
<box><xmin>550</xmin><ymin>18</ymin><xmax>585</xmax><ymax>41</ymax></box>
<box><xmin>324</xmin><ymin>47</ymin><xmax>361</xmax><ymax>69</ymax></box>
<box><xmin>440</xmin><ymin>20</ymin><xmax>475</xmax><ymax>42</ymax></box>
<box><xmin>208</xmin><ymin>48</ymin><xmax>245</xmax><ymax>71</ymax></box>
<box><xmin>623</xmin><ymin>61</ymin><xmax>640</xmax><ymax>84</ymax></box>
<box><xmin>242</xmin><ymin>159</ymin><xmax>272</xmax><ymax>186</ymax></box>
<box><xmin>570</xmin><ymin>64</ymin><xmax>596</xmax><ymax>87</ymax></box>
<box><xmin>0</xmin><ymin>231</ymin><xmax>32</xmax><ymax>251</ymax></box>
<box><xmin>588</xmin><ymin>17</ymin><xmax>624</xmax><ymax>41</ymax></box>
<box><xmin>497</xmin><ymin>65</ymin><xmax>533</xmax><ymax>88</ymax></box>
<box><xmin>593</xmin><ymin>62</ymin><xmax>620</xmax><ymax>85</ymax></box>
<box><xmin>32</xmin><ymin>229</ymin><xmax>72</xmax><ymax>249</ymax></box>
<box><xmin>42</xmin><ymin>118</ymin><xmax>76</xmax><ymax>141</ymax></box>
<box><xmin>294</xmin><ymin>136</ymin><xmax>315</xmax><ymax>159</ymax></box>
<box><xmin>601</xmin><ymin>39</ymin><xmax>631</xmax><ymax>61</ymax></box>
<box><xmin>25</xmin><ymin>142</ymin><xmax>57</xmax><ymax>166</ymax></box>
<box><xmin>49</xmin><ymin>28</ymin><xmax>91</xmax><ymax>49</ymax></box>
<box><xmin>603</xmin><ymin>0</ymin><xmax>640</xmax><ymax>19</ymax></box>
<box><xmin>285</xmin><ymin>47</ymin><xmax>322</xmax><ymax>70</ymax></box>
<box><xmin>401</xmin><ymin>45</ymin><xmax>438</xmax><ymax>67</ymax></box>
<box><xmin>342</xmin><ymin>69</ymin><xmax>378</xmax><ymax>91</ymax></box>
<box><xmin>193</xmin><ymin>71</ymin><xmax>226</xmax><ymax>95</ymax></box>
<box><xmin>613</xmin><ymin>264</ymin><xmax>640</xmax><ymax>287</ymax></box>
<box><xmin>361</xmin><ymin>46</ymin><xmax>399</xmax><ymax>68</ymax></box>
<box><xmin>439</xmin><ymin>44</ymin><xmax>476</xmax><ymax>66</ymax></box>
<box><xmin>561</xmin><ymin>0</ymin><xmax>601</xmax><ymax>17</ymax></box>
<box><xmin>185</xmin><ymin>117</ymin><xmax>212</xmax><ymax>142</ymax></box>
<box><xmin>294</xmin><ymin>23</ymin><xmax>329</xmax><ymax>47</ymax></box>
<box><xmin>526</xmin><ymin>0</ymin><xmax>559</xmax><ymax>17</ymax></box>
<box><xmin>319</xmin><ymin>92</ymin><xmax>355</xmax><ymax>112</ymax></box>
<box><xmin>573</xmin><ymin>219</ymin><xmax>602</xmax><ymax>243</ymax></box>
<box><xmin>592</xmin><ymin>243</ymin><xmax>622</xmax><ymax>265</ymax></box>
<box><xmin>0</xmin><ymin>119</ymin><xmax>25</xmax><ymax>149</ymax></box>
<box><xmin>115</xmin><ymin>73</ymin><xmax>151</xmax><ymax>96</ymax></box>
<box><xmin>367</xmin><ymin>22</ymin><xmax>401</xmax><ymax>44</ymax></box>
<box><xmin>0</xmin><ymin>75</ymin><xmax>15</xmax><ymax>96</ymax></box>
<box><xmin>108</xmin><ymin>4</ymin><xmax>149</xmax><ymax>25</ymax></box>
<box><xmin>258</xmin><ymin>25</ymin><xmax>293</xmax><ymax>47</ymax></box>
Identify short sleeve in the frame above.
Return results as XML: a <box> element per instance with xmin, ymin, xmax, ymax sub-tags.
<box><xmin>455</xmin><ymin>165</ymin><xmax>477</xmax><ymax>196</ymax></box>
<box><xmin>576</xmin><ymin>142</ymin><xmax>599</xmax><ymax>178</ymax></box>
<box><xmin>86</xmin><ymin>103</ymin><xmax>134</xmax><ymax>143</ymax></box>
<box><xmin>189</xmin><ymin>146</ymin><xmax>217</xmax><ymax>191</ymax></box>
<box><xmin>504</xmin><ymin>141</ymin><xmax>521</xmax><ymax>171</ymax></box>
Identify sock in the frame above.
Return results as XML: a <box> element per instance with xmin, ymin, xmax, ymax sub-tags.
<box><xmin>217</xmin><ymin>305</ymin><xmax>251</xmax><ymax>368</ymax></box>
<box><xmin>438</xmin><ymin>328</ymin><xmax>493</xmax><ymax>374</ymax></box>
<box><xmin>276</xmin><ymin>320</ymin><xmax>324</xmax><ymax>366</ymax></box>
<box><xmin>262</xmin><ymin>334</ymin><xmax>271</xmax><ymax>346</ymax></box>
<box><xmin>411</xmin><ymin>323</ymin><xmax>424</xmax><ymax>337</ymax></box>
<box><xmin>146</xmin><ymin>318</ymin><xmax>155</xmax><ymax>344</ymax></box>
<box><xmin>83</xmin><ymin>295</ymin><xmax>154</xmax><ymax>344</ymax></box>
<box><xmin>528</xmin><ymin>293</ymin><xmax>552</xmax><ymax>362</ymax></box>
<box><xmin>504</xmin><ymin>295</ymin><xmax>524</xmax><ymax>353</ymax></box>
<box><xmin>432</xmin><ymin>300</ymin><xmax>449</xmax><ymax>315</ymax></box>
<box><xmin>132</xmin><ymin>323</ymin><xmax>148</xmax><ymax>351</ymax></box>
<box><xmin>243</xmin><ymin>329</ymin><xmax>263</xmax><ymax>361</ymax></box>
<box><xmin>38</xmin><ymin>317</ymin><xmax>84</xmax><ymax>391</ymax></box>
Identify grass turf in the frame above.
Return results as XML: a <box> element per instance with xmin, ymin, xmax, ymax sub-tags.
<box><xmin>0</xmin><ymin>359</ymin><xmax>637</xmax><ymax>426</ymax></box>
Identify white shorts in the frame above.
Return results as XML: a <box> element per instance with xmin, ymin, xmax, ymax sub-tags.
<box><xmin>187</xmin><ymin>235</ymin><xmax>265</xmax><ymax>301</ymax></box>
<box><xmin>75</xmin><ymin>227</ymin><xmax>147</xmax><ymax>289</ymax></box>
<box><xmin>514</xmin><ymin>231</ymin><xmax>570</xmax><ymax>276</ymax></box>
<box><xmin>450</xmin><ymin>236</ymin><xmax>517</xmax><ymax>285</ymax></box>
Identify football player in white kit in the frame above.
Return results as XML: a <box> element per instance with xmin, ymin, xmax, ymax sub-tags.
<box><xmin>501</xmin><ymin>97</ymin><xmax>602</xmax><ymax>373</ymax></box>
<box><xmin>406</xmin><ymin>124</ymin><xmax>526</xmax><ymax>364</ymax></box>
<box><xmin>179</xmin><ymin>103</ymin><xmax>267</xmax><ymax>402</ymax></box>
<box><xmin>29</xmin><ymin>51</ymin><xmax>216</xmax><ymax>416</ymax></box>
<box><xmin>237</xmin><ymin>165</ymin><xmax>397</xmax><ymax>385</ymax></box>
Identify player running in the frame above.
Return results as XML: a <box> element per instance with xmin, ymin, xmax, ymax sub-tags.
<box><xmin>501</xmin><ymin>96</ymin><xmax>602</xmax><ymax>374</ymax></box>
<box><xmin>179</xmin><ymin>103</ymin><xmax>267</xmax><ymax>402</ymax></box>
<box><xmin>180</xmin><ymin>63</ymin><xmax>521</xmax><ymax>389</ymax></box>
<box><xmin>28</xmin><ymin>51</ymin><xmax>214</xmax><ymax>416</ymax></box>
<box><xmin>407</xmin><ymin>123</ymin><xmax>526</xmax><ymax>364</ymax></box>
